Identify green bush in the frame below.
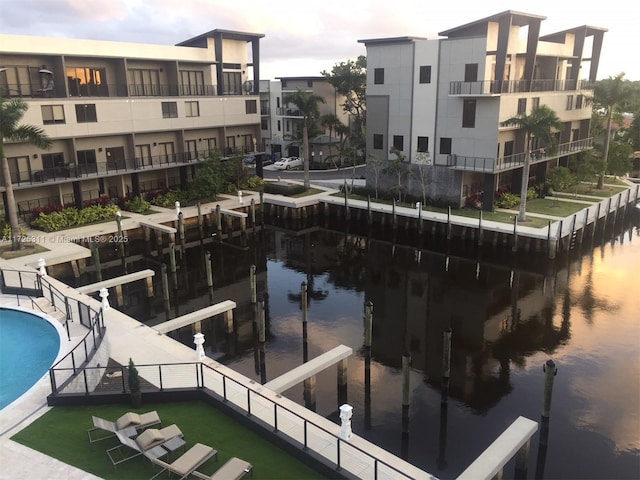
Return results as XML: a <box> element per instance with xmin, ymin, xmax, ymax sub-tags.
<box><xmin>150</xmin><ymin>190</ymin><xmax>187</xmax><ymax>208</ymax></box>
<box><xmin>526</xmin><ymin>187</ymin><xmax>537</xmax><ymax>200</ymax></box>
<box><xmin>264</xmin><ymin>182</ymin><xmax>306</xmax><ymax>196</ymax></box>
<box><xmin>31</xmin><ymin>204</ymin><xmax>119</xmax><ymax>232</ymax></box>
<box><xmin>495</xmin><ymin>192</ymin><xmax>520</xmax><ymax>209</ymax></box>
<box><xmin>124</xmin><ymin>196</ymin><xmax>151</xmax><ymax>214</ymax></box>
<box><xmin>240</xmin><ymin>175</ymin><xmax>265</xmax><ymax>191</ymax></box>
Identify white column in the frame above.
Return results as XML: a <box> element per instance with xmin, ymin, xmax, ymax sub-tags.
<box><xmin>339</xmin><ymin>404</ymin><xmax>353</xmax><ymax>440</ymax></box>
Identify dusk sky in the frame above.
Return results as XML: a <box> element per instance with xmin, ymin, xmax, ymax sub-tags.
<box><xmin>2</xmin><ymin>0</ymin><xmax>636</xmax><ymax>81</ymax></box>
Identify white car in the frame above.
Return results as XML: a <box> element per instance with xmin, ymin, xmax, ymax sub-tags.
<box><xmin>273</xmin><ymin>156</ymin><xmax>303</xmax><ymax>170</ymax></box>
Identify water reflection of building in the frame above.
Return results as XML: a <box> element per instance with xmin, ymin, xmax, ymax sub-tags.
<box><xmin>364</xmin><ymin>238</ymin><xmax>571</xmax><ymax>412</ymax></box>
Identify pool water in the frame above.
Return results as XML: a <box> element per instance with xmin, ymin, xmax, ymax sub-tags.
<box><xmin>0</xmin><ymin>308</ymin><xmax>61</xmax><ymax>409</ymax></box>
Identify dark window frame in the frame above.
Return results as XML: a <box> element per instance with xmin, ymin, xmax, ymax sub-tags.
<box><xmin>419</xmin><ymin>66</ymin><xmax>432</xmax><ymax>84</ymax></box>
<box><xmin>75</xmin><ymin>103</ymin><xmax>97</xmax><ymax>123</ymax></box>
<box><xmin>392</xmin><ymin>135</ymin><xmax>404</xmax><ymax>151</ymax></box>
<box><xmin>161</xmin><ymin>101</ymin><xmax>178</xmax><ymax>118</ymax></box>
<box><xmin>417</xmin><ymin>136</ymin><xmax>429</xmax><ymax>153</ymax></box>
<box><xmin>245</xmin><ymin>99</ymin><xmax>257</xmax><ymax>114</ymax></box>
<box><xmin>373</xmin><ymin>134</ymin><xmax>384</xmax><ymax>150</ymax></box>
<box><xmin>462</xmin><ymin>99</ymin><xmax>477</xmax><ymax>128</ymax></box>
<box><xmin>374</xmin><ymin>68</ymin><xmax>384</xmax><ymax>85</ymax></box>
<box><xmin>42</xmin><ymin>105</ymin><xmax>65</xmax><ymax>125</ymax></box>
<box><xmin>439</xmin><ymin>138</ymin><xmax>452</xmax><ymax>155</ymax></box>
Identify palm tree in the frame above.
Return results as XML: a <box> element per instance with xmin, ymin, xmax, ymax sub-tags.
<box><xmin>502</xmin><ymin>105</ymin><xmax>563</xmax><ymax>222</ymax></box>
<box><xmin>283</xmin><ymin>89</ymin><xmax>325</xmax><ymax>190</ymax></box>
<box><xmin>1</xmin><ymin>98</ymin><xmax>52</xmax><ymax>250</ymax></box>
<box><xmin>592</xmin><ymin>73</ymin><xmax>631</xmax><ymax>189</ymax></box>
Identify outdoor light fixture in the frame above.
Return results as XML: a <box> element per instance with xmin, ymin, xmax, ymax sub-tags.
<box><xmin>39</xmin><ymin>69</ymin><xmax>53</xmax><ymax>75</ymax></box>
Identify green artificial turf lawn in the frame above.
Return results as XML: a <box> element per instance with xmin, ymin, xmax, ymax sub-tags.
<box><xmin>11</xmin><ymin>401</ymin><xmax>329</xmax><ymax>480</ymax></box>
<box><xmin>525</xmin><ymin>198</ymin><xmax>591</xmax><ymax>217</ymax></box>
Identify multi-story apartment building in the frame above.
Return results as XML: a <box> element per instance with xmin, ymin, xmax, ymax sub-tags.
<box><xmin>260</xmin><ymin>76</ymin><xmax>351</xmax><ymax>162</ymax></box>
<box><xmin>360</xmin><ymin>11</ymin><xmax>606</xmax><ymax>210</ymax></box>
<box><xmin>0</xmin><ymin>29</ymin><xmax>263</xmax><ymax>219</ymax></box>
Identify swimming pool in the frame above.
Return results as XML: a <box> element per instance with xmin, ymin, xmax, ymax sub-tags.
<box><xmin>0</xmin><ymin>307</ymin><xmax>64</xmax><ymax>410</ymax></box>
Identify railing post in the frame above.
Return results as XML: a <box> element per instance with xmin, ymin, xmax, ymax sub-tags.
<box><xmin>222</xmin><ymin>376</ymin><xmax>227</xmax><ymax>402</ymax></box>
<box><xmin>273</xmin><ymin>404</ymin><xmax>278</xmax><ymax>432</ymax></box>
<box><xmin>246</xmin><ymin>390</ymin><xmax>251</xmax><ymax>416</ymax></box>
<box><xmin>159</xmin><ymin>365</ymin><xmax>164</xmax><ymax>390</ymax></box>
<box><xmin>336</xmin><ymin>438</ymin><xmax>341</xmax><ymax>470</ymax></box>
<box><xmin>303</xmin><ymin>421</ymin><xmax>308</xmax><ymax>450</ymax></box>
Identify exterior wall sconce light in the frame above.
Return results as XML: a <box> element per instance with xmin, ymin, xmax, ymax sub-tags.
<box><xmin>98</xmin><ymin>147</ymin><xmax>103</xmax><ymax>152</ymax></box>
<box><xmin>32</xmin><ymin>154</ymin><xmax>38</xmax><ymax>159</ymax></box>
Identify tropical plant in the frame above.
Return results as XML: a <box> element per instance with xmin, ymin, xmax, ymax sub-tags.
<box><xmin>591</xmin><ymin>73</ymin><xmax>633</xmax><ymax>188</ymax></box>
<box><xmin>322</xmin><ymin>56</ymin><xmax>367</xmax><ymax>154</ymax></box>
<box><xmin>128</xmin><ymin>358</ymin><xmax>141</xmax><ymax>408</ymax></box>
<box><xmin>123</xmin><ymin>196</ymin><xmax>151</xmax><ymax>214</ymax></box>
<box><xmin>283</xmin><ymin>89</ymin><xmax>325</xmax><ymax>190</ymax></box>
<box><xmin>547</xmin><ymin>166</ymin><xmax>577</xmax><ymax>204</ymax></box>
<box><xmin>386</xmin><ymin>147</ymin><xmax>408</xmax><ymax>202</ymax></box>
<box><xmin>0</xmin><ymin>98</ymin><xmax>52</xmax><ymax>249</ymax></box>
<box><xmin>501</xmin><ymin>105</ymin><xmax>563</xmax><ymax>221</ymax></box>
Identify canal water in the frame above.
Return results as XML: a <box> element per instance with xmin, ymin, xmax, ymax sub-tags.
<box><xmin>68</xmin><ymin>218</ymin><xmax>640</xmax><ymax>479</ymax></box>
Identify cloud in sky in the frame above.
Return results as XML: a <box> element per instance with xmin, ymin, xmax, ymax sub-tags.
<box><xmin>2</xmin><ymin>0</ymin><xmax>637</xmax><ymax>80</ymax></box>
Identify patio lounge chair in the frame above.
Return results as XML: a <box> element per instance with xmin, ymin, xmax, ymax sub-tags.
<box><xmin>193</xmin><ymin>457</ymin><xmax>253</xmax><ymax>480</ymax></box>
<box><xmin>146</xmin><ymin>442</ymin><xmax>218</xmax><ymax>480</ymax></box>
<box><xmin>87</xmin><ymin>410</ymin><xmax>161</xmax><ymax>443</ymax></box>
<box><xmin>107</xmin><ymin>424</ymin><xmax>185</xmax><ymax>469</ymax></box>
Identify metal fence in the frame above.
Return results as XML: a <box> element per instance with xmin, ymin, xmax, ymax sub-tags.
<box><xmin>50</xmin><ymin>361</ymin><xmax>417</xmax><ymax>480</ymax></box>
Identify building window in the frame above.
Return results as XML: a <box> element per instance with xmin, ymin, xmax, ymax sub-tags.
<box><xmin>576</xmin><ymin>94</ymin><xmax>584</xmax><ymax>109</ymax></box>
<box><xmin>532</xmin><ymin>97</ymin><xmax>540</xmax><ymax>109</ymax></box>
<box><xmin>180</xmin><ymin>70</ymin><xmax>205</xmax><ymax>96</ymax></box>
<box><xmin>158</xmin><ymin>142</ymin><xmax>175</xmax><ymax>163</ymax></box>
<box><xmin>277</xmin><ymin>120</ymin><xmax>281</xmax><ymax>132</ymax></box>
<box><xmin>439</xmin><ymin>138</ymin><xmax>452</xmax><ymax>155</ymax></box>
<box><xmin>307</xmin><ymin>80</ymin><xmax>313</xmax><ymax>88</ymax></box>
<box><xmin>223</xmin><ymin>72</ymin><xmax>242</xmax><ymax>95</ymax></box>
<box><xmin>419</xmin><ymin>66</ymin><xmax>432</xmax><ymax>84</ymax></box>
<box><xmin>517</xmin><ymin>98</ymin><xmax>527</xmax><ymax>114</ymax></box>
<box><xmin>162</xmin><ymin>102</ymin><xmax>178</xmax><ymax>118</ymax></box>
<box><xmin>41</xmin><ymin>105</ymin><xmax>65</xmax><ymax>124</ymax></box>
<box><xmin>393</xmin><ymin>135</ymin><xmax>404</xmax><ymax>151</ymax></box>
<box><xmin>464</xmin><ymin>64</ymin><xmax>478</xmax><ymax>82</ymax></box>
<box><xmin>417</xmin><ymin>136</ymin><xmax>429</xmax><ymax>153</ymax></box>
<box><xmin>75</xmin><ymin>104</ymin><xmax>97</xmax><ymax>123</ymax></box>
<box><xmin>67</xmin><ymin>67</ymin><xmax>107</xmax><ymax>97</ymax></box>
<box><xmin>572</xmin><ymin>128</ymin><xmax>580</xmax><ymax>142</ymax></box>
<box><xmin>373</xmin><ymin>134</ymin><xmax>384</xmax><ymax>150</ymax></box>
<box><xmin>185</xmin><ymin>101</ymin><xmax>199</xmax><ymax>117</ymax></box>
<box><xmin>566</xmin><ymin>95</ymin><xmax>574</xmax><ymax>110</ymax></box>
<box><xmin>245</xmin><ymin>100</ymin><xmax>257</xmax><ymax>114</ymax></box>
<box><xmin>374</xmin><ymin>68</ymin><xmax>384</xmax><ymax>85</ymax></box>
<box><xmin>76</xmin><ymin>149</ymin><xmax>97</xmax><ymax>175</ymax></box>
<box><xmin>41</xmin><ymin>152</ymin><xmax>65</xmax><ymax>179</ymax></box>
<box><xmin>204</xmin><ymin>138</ymin><xmax>217</xmax><ymax>154</ymax></box>
<box><xmin>128</xmin><ymin>69</ymin><xmax>161</xmax><ymax>96</ymax></box>
<box><xmin>462</xmin><ymin>99</ymin><xmax>476</xmax><ymax>128</ymax></box>
<box><xmin>6</xmin><ymin>156</ymin><xmax>30</xmax><ymax>183</ymax></box>
<box><xmin>276</xmin><ymin>97</ymin><xmax>281</xmax><ymax>108</ymax></box>
<box><xmin>261</xmin><ymin>118</ymin><xmax>268</xmax><ymax>130</ymax></box>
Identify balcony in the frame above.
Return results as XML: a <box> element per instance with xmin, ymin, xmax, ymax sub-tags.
<box><xmin>276</xmin><ymin>107</ymin><xmax>303</xmax><ymax>117</ymax></box>
<box><xmin>446</xmin><ymin>137</ymin><xmax>593</xmax><ymax>173</ymax></box>
<box><xmin>449</xmin><ymin>79</ymin><xmax>592</xmax><ymax>96</ymax></box>
<box><xmin>0</xmin><ymin>83</ymin><xmax>236</xmax><ymax>99</ymax></box>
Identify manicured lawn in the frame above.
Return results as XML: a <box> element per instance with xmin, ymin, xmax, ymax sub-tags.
<box><xmin>452</xmin><ymin>208</ymin><xmax>551</xmax><ymax>228</ymax></box>
<box><xmin>0</xmin><ymin>241</ymin><xmax>49</xmax><ymax>259</ymax></box>
<box><xmin>525</xmin><ymin>198</ymin><xmax>590</xmax><ymax>217</ymax></box>
<box><xmin>292</xmin><ymin>188</ymin><xmax>325</xmax><ymax>197</ymax></box>
<box><xmin>11</xmin><ymin>402</ymin><xmax>329</xmax><ymax>480</ymax></box>
<box><xmin>558</xmin><ymin>183</ymin><xmax>628</xmax><ymax>198</ymax></box>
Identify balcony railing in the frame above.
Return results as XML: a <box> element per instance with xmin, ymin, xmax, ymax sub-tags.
<box><xmin>277</xmin><ymin>107</ymin><xmax>303</xmax><ymax>117</ymax></box>
<box><xmin>449</xmin><ymin>78</ymin><xmax>591</xmax><ymax>96</ymax></box>
<box><xmin>0</xmin><ymin>83</ymin><xmax>247</xmax><ymax>99</ymax></box>
<box><xmin>447</xmin><ymin>137</ymin><xmax>593</xmax><ymax>173</ymax></box>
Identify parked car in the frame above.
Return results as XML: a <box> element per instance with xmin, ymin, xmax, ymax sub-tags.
<box><xmin>273</xmin><ymin>156</ymin><xmax>303</xmax><ymax>170</ymax></box>
<box><xmin>243</xmin><ymin>155</ymin><xmax>256</xmax><ymax>166</ymax></box>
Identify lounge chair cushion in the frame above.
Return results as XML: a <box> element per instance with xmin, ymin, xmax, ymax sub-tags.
<box><xmin>116</xmin><ymin>412</ymin><xmax>141</xmax><ymax>430</ymax></box>
<box><xmin>136</xmin><ymin>428</ymin><xmax>164</xmax><ymax>450</ymax></box>
<box><xmin>171</xmin><ymin>443</ymin><xmax>215</xmax><ymax>476</ymax></box>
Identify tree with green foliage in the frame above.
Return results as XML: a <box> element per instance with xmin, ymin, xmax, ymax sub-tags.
<box><xmin>591</xmin><ymin>73</ymin><xmax>634</xmax><ymax>188</ymax></box>
<box><xmin>188</xmin><ymin>150</ymin><xmax>231</xmax><ymax>200</ymax></box>
<box><xmin>283</xmin><ymin>89</ymin><xmax>325</xmax><ymax>190</ymax></box>
<box><xmin>1</xmin><ymin>98</ymin><xmax>52</xmax><ymax>250</ymax></box>
<box><xmin>568</xmin><ymin>150</ymin><xmax>602</xmax><ymax>186</ymax></box>
<box><xmin>501</xmin><ymin>105</ymin><xmax>563</xmax><ymax>221</ymax></box>
<box><xmin>321</xmin><ymin>56</ymin><xmax>367</xmax><ymax>155</ymax></box>
<box><xmin>386</xmin><ymin>147</ymin><xmax>408</xmax><ymax>202</ymax></box>
<box><xmin>606</xmin><ymin>140</ymin><xmax>633</xmax><ymax>177</ymax></box>
<box><xmin>547</xmin><ymin>166</ymin><xmax>577</xmax><ymax>204</ymax></box>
